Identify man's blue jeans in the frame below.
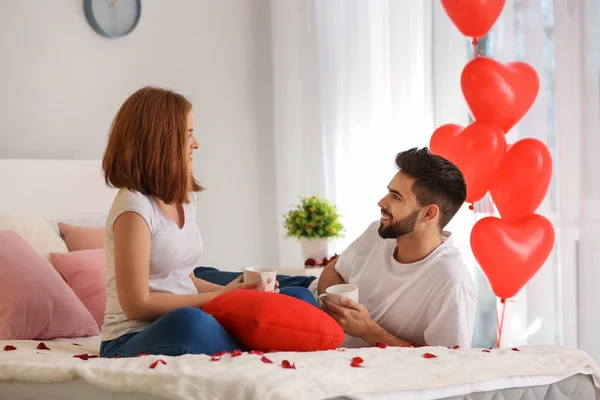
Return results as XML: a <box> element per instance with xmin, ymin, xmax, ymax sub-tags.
<box><xmin>100</xmin><ymin>268</ymin><xmax>317</xmax><ymax>358</ymax></box>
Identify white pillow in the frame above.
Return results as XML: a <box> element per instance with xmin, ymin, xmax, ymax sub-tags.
<box><xmin>0</xmin><ymin>214</ymin><xmax>68</xmax><ymax>258</ymax></box>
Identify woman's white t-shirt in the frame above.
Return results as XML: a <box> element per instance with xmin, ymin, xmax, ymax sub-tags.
<box><xmin>101</xmin><ymin>189</ymin><xmax>203</xmax><ymax>341</ymax></box>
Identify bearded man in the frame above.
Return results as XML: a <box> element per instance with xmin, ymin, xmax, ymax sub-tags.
<box><xmin>314</xmin><ymin>147</ymin><xmax>477</xmax><ymax>348</ymax></box>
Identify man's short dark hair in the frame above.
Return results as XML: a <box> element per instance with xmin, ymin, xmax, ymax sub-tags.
<box><xmin>395</xmin><ymin>147</ymin><xmax>466</xmax><ymax>229</ymax></box>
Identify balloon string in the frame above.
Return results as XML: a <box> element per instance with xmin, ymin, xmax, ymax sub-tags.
<box><xmin>496</xmin><ymin>299</ymin><xmax>507</xmax><ymax>348</ymax></box>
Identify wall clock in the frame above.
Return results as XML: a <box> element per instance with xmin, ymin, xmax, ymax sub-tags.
<box><xmin>84</xmin><ymin>0</ymin><xmax>142</xmax><ymax>39</ymax></box>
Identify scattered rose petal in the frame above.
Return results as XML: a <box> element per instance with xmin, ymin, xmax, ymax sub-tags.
<box><xmin>210</xmin><ymin>350</ymin><xmax>227</xmax><ymax>357</ymax></box>
<box><xmin>422</xmin><ymin>353</ymin><xmax>437</xmax><ymax>359</ymax></box>
<box><xmin>72</xmin><ymin>343</ymin><xmax>82</xmax><ymax>347</ymax></box>
<box><xmin>113</xmin><ymin>356</ymin><xmax>120</xmax><ymax>359</ymax></box>
<box><xmin>281</xmin><ymin>360</ymin><xmax>296</xmax><ymax>369</ymax></box>
<box><xmin>375</xmin><ymin>342</ymin><xmax>388</xmax><ymax>349</ymax></box>
<box><xmin>249</xmin><ymin>350</ymin><xmax>264</xmax><ymax>355</ymax></box>
<box><xmin>136</xmin><ymin>352</ymin><xmax>150</xmax><ymax>357</ymax></box>
<box><xmin>73</xmin><ymin>354</ymin><xmax>99</xmax><ymax>361</ymax></box>
<box><xmin>350</xmin><ymin>356</ymin><xmax>364</xmax><ymax>368</ymax></box>
<box><xmin>3</xmin><ymin>345</ymin><xmax>16</xmax><ymax>351</ymax></box>
<box><xmin>511</xmin><ymin>347</ymin><xmax>520</xmax><ymax>352</ymax></box>
<box><xmin>149</xmin><ymin>359</ymin><xmax>167</xmax><ymax>369</ymax></box>
<box><xmin>231</xmin><ymin>349</ymin><xmax>242</xmax><ymax>357</ymax></box>
<box><xmin>260</xmin><ymin>356</ymin><xmax>273</xmax><ymax>364</ymax></box>
<box><xmin>210</xmin><ymin>356</ymin><xmax>221</xmax><ymax>362</ymax></box>
<box><xmin>36</xmin><ymin>342</ymin><xmax>50</xmax><ymax>350</ymax></box>
<box><xmin>304</xmin><ymin>258</ymin><xmax>316</xmax><ymax>267</ymax></box>
<box><xmin>482</xmin><ymin>349</ymin><xmax>491</xmax><ymax>353</ymax></box>
<box><xmin>450</xmin><ymin>345</ymin><xmax>460</xmax><ymax>350</ymax></box>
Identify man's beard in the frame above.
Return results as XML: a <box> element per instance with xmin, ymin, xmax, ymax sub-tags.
<box><xmin>378</xmin><ymin>208</ymin><xmax>421</xmax><ymax>239</ymax></box>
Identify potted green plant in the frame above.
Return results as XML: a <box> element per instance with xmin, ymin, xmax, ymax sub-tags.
<box><xmin>283</xmin><ymin>196</ymin><xmax>344</xmax><ymax>264</ymax></box>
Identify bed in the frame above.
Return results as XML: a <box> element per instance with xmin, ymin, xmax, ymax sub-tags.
<box><xmin>0</xmin><ymin>159</ymin><xmax>599</xmax><ymax>400</ymax></box>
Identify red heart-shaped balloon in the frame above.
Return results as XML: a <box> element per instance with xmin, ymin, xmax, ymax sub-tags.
<box><xmin>470</xmin><ymin>214</ymin><xmax>554</xmax><ymax>300</ymax></box>
<box><xmin>430</xmin><ymin>121</ymin><xmax>506</xmax><ymax>203</ymax></box>
<box><xmin>441</xmin><ymin>0</ymin><xmax>506</xmax><ymax>38</ymax></box>
<box><xmin>490</xmin><ymin>138</ymin><xmax>552</xmax><ymax>221</ymax></box>
<box><xmin>461</xmin><ymin>57</ymin><xmax>539</xmax><ymax>134</ymax></box>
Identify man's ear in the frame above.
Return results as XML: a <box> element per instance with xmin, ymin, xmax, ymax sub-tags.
<box><xmin>422</xmin><ymin>204</ymin><xmax>439</xmax><ymax>223</ymax></box>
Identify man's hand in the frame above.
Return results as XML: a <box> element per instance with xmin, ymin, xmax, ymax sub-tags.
<box><xmin>322</xmin><ymin>297</ymin><xmax>375</xmax><ymax>339</ymax></box>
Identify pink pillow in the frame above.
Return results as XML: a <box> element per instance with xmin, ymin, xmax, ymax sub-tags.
<box><xmin>50</xmin><ymin>249</ymin><xmax>106</xmax><ymax>328</ymax></box>
<box><xmin>58</xmin><ymin>222</ymin><xmax>104</xmax><ymax>251</ymax></box>
<box><xmin>0</xmin><ymin>231</ymin><xmax>99</xmax><ymax>340</ymax></box>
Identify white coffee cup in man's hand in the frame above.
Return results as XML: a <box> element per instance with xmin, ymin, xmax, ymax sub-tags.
<box><xmin>318</xmin><ymin>283</ymin><xmax>359</xmax><ymax>306</ymax></box>
<box><xmin>243</xmin><ymin>267</ymin><xmax>277</xmax><ymax>292</ymax></box>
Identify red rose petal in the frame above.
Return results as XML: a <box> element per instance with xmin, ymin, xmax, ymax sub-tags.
<box><xmin>210</xmin><ymin>356</ymin><xmax>222</xmax><ymax>361</ymax></box>
<box><xmin>3</xmin><ymin>345</ymin><xmax>16</xmax><ymax>351</ymax></box>
<box><xmin>450</xmin><ymin>345</ymin><xmax>460</xmax><ymax>350</ymax></box>
<box><xmin>148</xmin><ymin>359</ymin><xmax>167</xmax><ymax>368</ymax></box>
<box><xmin>304</xmin><ymin>258</ymin><xmax>316</xmax><ymax>267</ymax></box>
<box><xmin>511</xmin><ymin>347</ymin><xmax>520</xmax><ymax>352</ymax></box>
<box><xmin>249</xmin><ymin>350</ymin><xmax>264</xmax><ymax>355</ymax></box>
<box><xmin>281</xmin><ymin>360</ymin><xmax>296</xmax><ymax>369</ymax></box>
<box><xmin>375</xmin><ymin>343</ymin><xmax>388</xmax><ymax>349</ymax></box>
<box><xmin>113</xmin><ymin>356</ymin><xmax>121</xmax><ymax>359</ymax></box>
<box><xmin>210</xmin><ymin>350</ymin><xmax>227</xmax><ymax>357</ymax></box>
<box><xmin>260</xmin><ymin>356</ymin><xmax>273</xmax><ymax>364</ymax></box>
<box><xmin>482</xmin><ymin>349</ymin><xmax>491</xmax><ymax>353</ymax></box>
<box><xmin>73</xmin><ymin>354</ymin><xmax>90</xmax><ymax>360</ymax></box>
<box><xmin>350</xmin><ymin>356</ymin><xmax>364</xmax><ymax>368</ymax></box>
<box><xmin>231</xmin><ymin>349</ymin><xmax>242</xmax><ymax>357</ymax></box>
<box><xmin>36</xmin><ymin>342</ymin><xmax>50</xmax><ymax>350</ymax></box>
<box><xmin>422</xmin><ymin>353</ymin><xmax>437</xmax><ymax>359</ymax></box>
<box><xmin>89</xmin><ymin>355</ymin><xmax>99</xmax><ymax>358</ymax></box>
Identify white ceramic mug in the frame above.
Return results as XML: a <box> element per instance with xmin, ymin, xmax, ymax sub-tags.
<box><xmin>243</xmin><ymin>267</ymin><xmax>277</xmax><ymax>292</ymax></box>
<box><xmin>318</xmin><ymin>283</ymin><xmax>359</xmax><ymax>305</ymax></box>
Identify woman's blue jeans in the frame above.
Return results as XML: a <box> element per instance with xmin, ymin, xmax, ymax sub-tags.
<box><xmin>100</xmin><ymin>268</ymin><xmax>317</xmax><ymax>358</ymax></box>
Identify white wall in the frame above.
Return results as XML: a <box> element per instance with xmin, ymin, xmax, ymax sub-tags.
<box><xmin>0</xmin><ymin>0</ymin><xmax>278</xmax><ymax>270</ymax></box>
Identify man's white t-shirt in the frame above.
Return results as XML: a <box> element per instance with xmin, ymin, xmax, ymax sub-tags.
<box><xmin>314</xmin><ymin>221</ymin><xmax>477</xmax><ymax>348</ymax></box>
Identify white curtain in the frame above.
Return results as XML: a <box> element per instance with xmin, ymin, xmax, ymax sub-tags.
<box><xmin>270</xmin><ymin>0</ymin><xmax>437</xmax><ymax>265</ymax></box>
<box><xmin>269</xmin><ymin>0</ymin><xmax>600</xmax><ymax>359</ymax></box>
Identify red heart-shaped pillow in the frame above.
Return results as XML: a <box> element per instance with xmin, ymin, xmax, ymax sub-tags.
<box><xmin>461</xmin><ymin>57</ymin><xmax>539</xmax><ymax>133</ymax></box>
<box><xmin>470</xmin><ymin>214</ymin><xmax>554</xmax><ymax>299</ymax></box>
<box><xmin>430</xmin><ymin>121</ymin><xmax>506</xmax><ymax>203</ymax></box>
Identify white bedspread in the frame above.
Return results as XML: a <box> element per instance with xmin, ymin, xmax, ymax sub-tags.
<box><xmin>1</xmin><ymin>339</ymin><xmax>599</xmax><ymax>400</ymax></box>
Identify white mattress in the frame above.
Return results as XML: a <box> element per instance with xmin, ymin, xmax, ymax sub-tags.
<box><xmin>1</xmin><ymin>337</ymin><xmax>599</xmax><ymax>400</ymax></box>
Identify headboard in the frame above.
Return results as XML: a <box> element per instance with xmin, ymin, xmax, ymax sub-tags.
<box><xmin>0</xmin><ymin>159</ymin><xmax>118</xmax><ymax>220</ymax></box>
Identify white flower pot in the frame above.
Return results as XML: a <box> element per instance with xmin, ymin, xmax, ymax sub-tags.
<box><xmin>300</xmin><ymin>238</ymin><xmax>330</xmax><ymax>262</ymax></box>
